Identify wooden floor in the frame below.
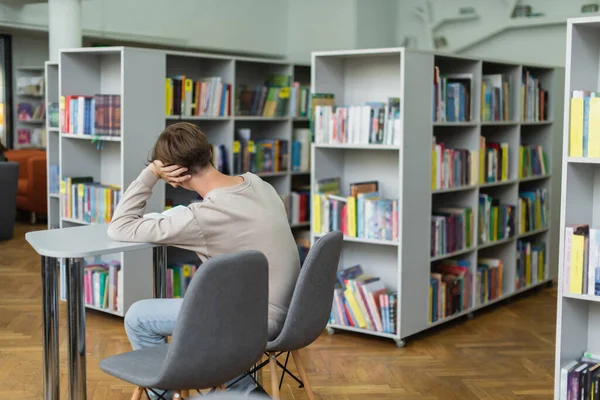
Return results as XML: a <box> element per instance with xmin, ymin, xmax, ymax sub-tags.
<box><xmin>0</xmin><ymin>223</ymin><xmax>557</xmax><ymax>399</ymax></box>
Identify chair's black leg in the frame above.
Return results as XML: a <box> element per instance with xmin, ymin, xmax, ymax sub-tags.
<box><xmin>278</xmin><ymin>352</ymin><xmax>290</xmax><ymax>389</ymax></box>
<box><xmin>276</xmin><ymin>358</ymin><xmax>304</xmax><ymax>388</ymax></box>
<box><xmin>146</xmin><ymin>388</ymin><xmax>170</xmax><ymax>400</ymax></box>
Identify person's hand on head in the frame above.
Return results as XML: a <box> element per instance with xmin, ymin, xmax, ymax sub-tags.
<box><xmin>150</xmin><ymin>160</ymin><xmax>192</xmax><ymax>188</ymax></box>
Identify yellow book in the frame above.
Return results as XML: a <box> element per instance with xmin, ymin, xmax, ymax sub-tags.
<box><xmin>471</xmin><ymin>150</ymin><xmax>479</xmax><ymax>185</ymax></box>
<box><xmin>344</xmin><ymin>286</ymin><xmax>366</xmax><ymax>328</ymax></box>
<box><xmin>525</xmin><ymin>247</ymin><xmax>531</xmax><ymax>285</ymax></box>
<box><xmin>501</xmin><ymin>143</ymin><xmax>509</xmax><ymax>181</ymax></box>
<box><xmin>589</xmin><ymin>97</ymin><xmax>600</xmax><ymax>157</ymax></box>
<box><xmin>312</xmin><ymin>194</ymin><xmax>321</xmax><ymax>234</ymax></box>
<box><xmin>570</xmin><ymin>234</ymin><xmax>585</xmax><ymax>294</ymax></box>
<box><xmin>479</xmin><ymin>137</ymin><xmax>485</xmax><ymax>184</ymax></box>
<box><xmin>347</xmin><ymin>196</ymin><xmax>357</xmax><ymax>237</ymax></box>
<box><xmin>570</xmin><ymin>95</ymin><xmax>584</xmax><ymax>157</ymax></box>
<box><xmin>165</xmin><ymin>78</ymin><xmax>172</xmax><ymax>116</ymax></box>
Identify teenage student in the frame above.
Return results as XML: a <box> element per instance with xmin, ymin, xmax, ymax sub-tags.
<box><xmin>107</xmin><ymin>122</ymin><xmax>301</xmax><ymax>396</ymax></box>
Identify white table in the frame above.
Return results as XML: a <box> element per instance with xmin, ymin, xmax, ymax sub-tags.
<box><xmin>26</xmin><ymin>224</ymin><xmax>168</xmax><ymax>400</ymax></box>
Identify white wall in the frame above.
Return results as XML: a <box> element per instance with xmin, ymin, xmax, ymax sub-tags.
<box><xmin>397</xmin><ymin>0</ymin><xmax>595</xmax><ymax>66</ymax></box>
<box><xmin>356</xmin><ymin>0</ymin><xmax>398</xmax><ymax>49</ymax></box>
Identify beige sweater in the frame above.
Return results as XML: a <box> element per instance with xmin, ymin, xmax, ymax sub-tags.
<box><xmin>107</xmin><ymin>168</ymin><xmax>300</xmax><ymax>334</ymax></box>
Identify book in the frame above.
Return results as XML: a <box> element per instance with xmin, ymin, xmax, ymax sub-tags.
<box><xmin>569</xmin><ymin>90</ymin><xmax>600</xmax><ymax>157</ymax></box>
<box><xmin>59</xmin><ymin>94</ymin><xmax>121</xmax><ymax>137</ymax></box>
<box><xmin>165</xmin><ymin>76</ymin><xmax>231</xmax><ymax>117</ymax></box>
<box><xmin>480</xmin><ymin>136</ymin><xmax>509</xmax><ymax>183</ymax></box>
<box><xmin>519</xmin><ymin>144</ymin><xmax>548</xmax><ymax>178</ymax></box>
<box><xmin>430</xmin><ymin>258</ymin><xmax>472</xmax><ymax>322</ymax></box>
<box><xmin>432</xmin><ymin>136</ymin><xmax>478</xmax><ymax>189</ymax></box>
<box><xmin>433</xmin><ymin>68</ymin><xmax>473</xmax><ymax>122</ymax></box>
<box><xmin>516</xmin><ymin>240</ymin><xmax>547</xmax><ymax>289</ymax></box>
<box><xmin>478</xmin><ymin>194</ymin><xmax>515</xmax><ymax>244</ymax></box>
<box><xmin>235</xmin><ymin>74</ymin><xmax>291</xmax><ymax>117</ymax></box>
<box><xmin>329</xmin><ymin>264</ymin><xmax>397</xmax><ymax>334</ymax></box>
<box><xmin>521</xmin><ymin>69</ymin><xmax>549</xmax><ymax>122</ymax></box>
<box><xmin>481</xmin><ymin>74</ymin><xmax>512</xmax><ymax>121</ymax></box>
<box><xmin>517</xmin><ymin>188</ymin><xmax>548</xmax><ymax>234</ymax></box>
<box><xmin>313</xmin><ymin>178</ymin><xmax>398</xmax><ymax>241</ymax></box>
<box><xmin>61</xmin><ymin>176</ymin><xmax>121</xmax><ymax>224</ymax></box>
<box><xmin>313</xmin><ymin>97</ymin><xmax>401</xmax><ymax>145</ymax></box>
<box><xmin>432</xmin><ymin>206</ymin><xmax>473</xmax><ymax>257</ymax></box>
<box><xmin>233</xmin><ymin>128</ymin><xmax>288</xmax><ymax>175</ymax></box>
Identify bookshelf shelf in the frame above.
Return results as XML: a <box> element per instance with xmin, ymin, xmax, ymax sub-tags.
<box><xmin>166</xmin><ymin>116</ymin><xmax>231</xmax><ymax>121</ymax></box>
<box><xmin>312</xmin><ymin>233</ymin><xmax>399</xmax><ymax>247</ymax></box>
<box><xmin>554</xmin><ymin>17</ymin><xmax>600</xmax><ymax>399</ymax></box>
<box><xmin>61</xmin><ymin>217</ymin><xmax>90</xmax><ymax>225</ymax></box>
<box><xmin>431</xmin><ymin>247</ymin><xmax>477</xmax><ymax>262</ymax></box>
<box><xmin>327</xmin><ymin>323</ymin><xmax>399</xmax><ymax>339</ymax></box>
<box><xmin>479</xmin><ymin>179</ymin><xmax>517</xmax><ymax>188</ymax></box>
<box><xmin>312</xmin><ymin>47</ymin><xmax>563</xmax><ymax>345</ymax></box>
<box><xmin>61</xmin><ymin>133</ymin><xmax>122</xmax><ymax>142</ymax></box>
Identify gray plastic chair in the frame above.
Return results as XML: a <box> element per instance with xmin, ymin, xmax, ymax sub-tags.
<box><xmin>99</xmin><ymin>250</ymin><xmax>270</xmax><ymax>400</ymax></box>
<box><xmin>0</xmin><ymin>162</ymin><xmax>18</xmax><ymax>240</ymax></box>
<box><xmin>257</xmin><ymin>230</ymin><xmax>343</xmax><ymax>400</ymax></box>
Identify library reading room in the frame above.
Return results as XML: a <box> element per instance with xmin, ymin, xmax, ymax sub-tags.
<box><xmin>1</xmin><ymin>1</ymin><xmax>600</xmax><ymax>399</ymax></box>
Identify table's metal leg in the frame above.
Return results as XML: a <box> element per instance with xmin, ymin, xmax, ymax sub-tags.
<box><xmin>66</xmin><ymin>257</ymin><xmax>87</xmax><ymax>400</ymax></box>
<box><xmin>153</xmin><ymin>246</ymin><xmax>167</xmax><ymax>299</ymax></box>
<box><xmin>41</xmin><ymin>256</ymin><xmax>59</xmax><ymax>400</ymax></box>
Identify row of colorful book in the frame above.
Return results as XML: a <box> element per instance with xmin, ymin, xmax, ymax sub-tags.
<box><xmin>289</xmin><ymin>82</ymin><xmax>310</xmax><ymax>118</ymax></box>
<box><xmin>429</xmin><ymin>257</ymin><xmax>504</xmax><ymax>323</ymax></box>
<box><xmin>433</xmin><ymin>67</ymin><xmax>472</xmax><ymax>122</ymax></box>
<box><xmin>478</xmin><ymin>194</ymin><xmax>516</xmax><ymax>245</ymax></box>
<box><xmin>60</xmin><ymin>94</ymin><xmax>121</xmax><ymax>137</ymax></box>
<box><xmin>563</xmin><ymin>224</ymin><xmax>600</xmax><ymax>296</ymax></box>
<box><xmin>516</xmin><ymin>239</ymin><xmax>547</xmax><ymax>290</ymax></box>
<box><xmin>481</xmin><ymin>74</ymin><xmax>512</xmax><ymax>122</ymax></box>
<box><xmin>430</xmin><ymin>259</ymin><xmax>471</xmax><ymax>322</ymax></box>
<box><xmin>479</xmin><ymin>136</ymin><xmax>509</xmax><ymax>183</ymax></box>
<box><xmin>431</xmin><ymin>137</ymin><xmax>478</xmax><ymax>190</ymax></box>
<box><xmin>519</xmin><ymin>144</ymin><xmax>548</xmax><ymax>178</ymax></box>
<box><xmin>560</xmin><ymin>352</ymin><xmax>600</xmax><ymax>400</ymax></box>
<box><xmin>521</xmin><ymin>69</ymin><xmax>549</xmax><ymax>122</ymax></box>
<box><xmin>569</xmin><ymin>90</ymin><xmax>600</xmax><ymax>158</ymax></box>
<box><xmin>165</xmin><ymin>263</ymin><xmax>200</xmax><ymax>299</ymax></box>
<box><xmin>313</xmin><ymin>98</ymin><xmax>401</xmax><ymax>146</ymax></box>
<box><xmin>84</xmin><ymin>261</ymin><xmax>122</xmax><ymax>313</ymax></box>
<box><xmin>283</xmin><ymin>191</ymin><xmax>310</xmax><ymax>226</ymax></box>
<box><xmin>329</xmin><ymin>265</ymin><xmax>397</xmax><ymax>334</ymax></box>
<box><xmin>48</xmin><ymin>164</ymin><xmax>60</xmax><ymax>195</ymax></box>
<box><xmin>233</xmin><ymin>132</ymin><xmax>289</xmax><ymax>175</ymax></box>
<box><xmin>17</xmin><ymin>102</ymin><xmax>45</xmax><ymax>121</ymax></box>
<box><xmin>312</xmin><ymin>178</ymin><xmax>399</xmax><ymax>241</ymax></box>
<box><xmin>517</xmin><ymin>188</ymin><xmax>548</xmax><ymax>235</ymax></box>
<box><xmin>235</xmin><ymin>75</ymin><xmax>292</xmax><ymax>117</ymax></box>
<box><xmin>165</xmin><ymin>76</ymin><xmax>231</xmax><ymax>117</ymax></box>
<box><xmin>61</xmin><ymin>176</ymin><xmax>121</xmax><ymax>224</ymax></box>
<box><xmin>431</xmin><ymin>206</ymin><xmax>473</xmax><ymax>257</ymax></box>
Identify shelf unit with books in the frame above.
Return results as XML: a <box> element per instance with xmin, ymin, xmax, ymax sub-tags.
<box><xmin>311</xmin><ymin>47</ymin><xmax>563</xmax><ymax>347</ymax></box>
<box><xmin>53</xmin><ymin>47</ymin><xmax>166</xmax><ymax>316</ymax></box>
<box><xmin>46</xmin><ymin>46</ymin><xmax>314</xmax><ymax>315</ymax></box>
<box><xmin>15</xmin><ymin>66</ymin><xmax>46</xmax><ymax>149</ymax></box>
<box><xmin>554</xmin><ymin>16</ymin><xmax>600</xmax><ymax>399</ymax></box>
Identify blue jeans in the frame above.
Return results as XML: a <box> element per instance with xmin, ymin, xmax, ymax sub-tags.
<box><xmin>125</xmin><ymin>299</ymin><xmax>257</xmax><ymax>399</ymax></box>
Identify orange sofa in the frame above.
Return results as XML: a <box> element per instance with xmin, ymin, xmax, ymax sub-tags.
<box><xmin>5</xmin><ymin>149</ymin><xmax>47</xmax><ymax>222</ymax></box>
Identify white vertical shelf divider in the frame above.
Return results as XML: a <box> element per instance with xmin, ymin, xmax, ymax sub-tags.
<box><xmin>45</xmin><ymin>61</ymin><xmax>60</xmax><ymax>230</ymax></box>
<box><xmin>554</xmin><ymin>15</ymin><xmax>600</xmax><ymax>399</ymax></box>
<box><xmin>311</xmin><ymin>48</ymin><xmax>564</xmax><ymax>346</ymax></box>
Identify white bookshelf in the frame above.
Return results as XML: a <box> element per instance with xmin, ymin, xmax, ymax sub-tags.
<box><xmin>46</xmin><ymin>46</ymin><xmax>312</xmax><ymax>315</ymax></box>
<box><xmin>311</xmin><ymin>48</ymin><xmax>564</xmax><ymax>347</ymax></box>
<box><xmin>51</xmin><ymin>47</ymin><xmax>166</xmax><ymax>316</ymax></box>
<box><xmin>554</xmin><ymin>16</ymin><xmax>600</xmax><ymax>399</ymax></box>
<box><xmin>14</xmin><ymin>66</ymin><xmax>46</xmax><ymax>149</ymax></box>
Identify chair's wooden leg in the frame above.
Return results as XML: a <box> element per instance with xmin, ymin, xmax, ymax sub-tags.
<box><xmin>292</xmin><ymin>350</ymin><xmax>314</xmax><ymax>400</ymax></box>
<box><xmin>216</xmin><ymin>384</ymin><xmax>226</xmax><ymax>390</ymax></box>
<box><xmin>180</xmin><ymin>389</ymin><xmax>190</xmax><ymax>398</ymax></box>
<box><xmin>130</xmin><ymin>387</ymin><xmax>143</xmax><ymax>400</ymax></box>
<box><xmin>269</xmin><ymin>352</ymin><xmax>280</xmax><ymax>399</ymax></box>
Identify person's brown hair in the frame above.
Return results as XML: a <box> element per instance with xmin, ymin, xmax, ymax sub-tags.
<box><xmin>150</xmin><ymin>122</ymin><xmax>212</xmax><ymax>172</ymax></box>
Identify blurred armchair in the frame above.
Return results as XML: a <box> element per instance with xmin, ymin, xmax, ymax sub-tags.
<box><xmin>5</xmin><ymin>149</ymin><xmax>47</xmax><ymax>223</ymax></box>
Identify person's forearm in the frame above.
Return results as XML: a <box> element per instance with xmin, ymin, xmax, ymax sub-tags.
<box><xmin>107</xmin><ymin>166</ymin><xmax>159</xmax><ymax>241</ymax></box>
